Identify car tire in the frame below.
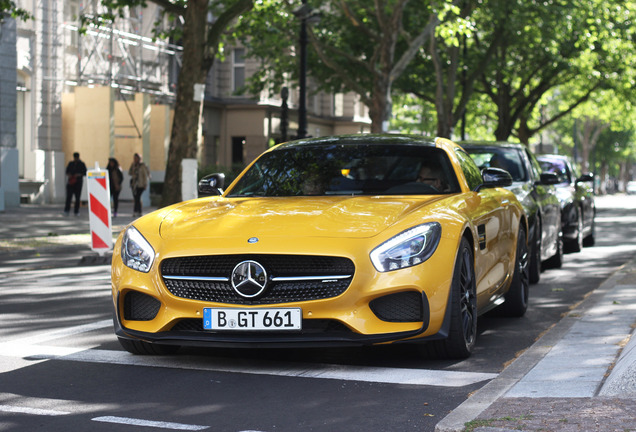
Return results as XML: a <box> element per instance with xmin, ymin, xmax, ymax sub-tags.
<box><xmin>583</xmin><ymin>216</ymin><xmax>595</xmax><ymax>247</ymax></box>
<box><xmin>498</xmin><ymin>225</ymin><xmax>530</xmax><ymax>317</ymax></box>
<box><xmin>429</xmin><ymin>237</ymin><xmax>477</xmax><ymax>359</ymax></box>
<box><xmin>118</xmin><ymin>337</ymin><xmax>180</xmax><ymax>355</ymax></box>
<box><xmin>565</xmin><ymin>207</ymin><xmax>583</xmax><ymax>253</ymax></box>
<box><xmin>544</xmin><ymin>229</ymin><xmax>563</xmax><ymax>269</ymax></box>
<box><xmin>529</xmin><ymin>219</ymin><xmax>541</xmax><ymax>284</ymax></box>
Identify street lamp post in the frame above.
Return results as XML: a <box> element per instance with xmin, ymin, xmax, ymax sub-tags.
<box><xmin>293</xmin><ymin>0</ymin><xmax>320</xmax><ymax>139</ymax></box>
<box><xmin>281</xmin><ymin>87</ymin><xmax>289</xmax><ymax>142</ymax></box>
<box><xmin>296</xmin><ymin>0</ymin><xmax>309</xmax><ymax>139</ymax></box>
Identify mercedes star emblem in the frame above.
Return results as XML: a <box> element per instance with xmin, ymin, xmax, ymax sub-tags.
<box><xmin>231</xmin><ymin>260</ymin><xmax>268</xmax><ymax>298</ymax></box>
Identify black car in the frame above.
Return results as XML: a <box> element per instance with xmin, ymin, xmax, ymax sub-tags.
<box><xmin>462</xmin><ymin>142</ymin><xmax>562</xmax><ymax>284</ymax></box>
<box><xmin>537</xmin><ymin>154</ymin><xmax>595</xmax><ymax>252</ymax></box>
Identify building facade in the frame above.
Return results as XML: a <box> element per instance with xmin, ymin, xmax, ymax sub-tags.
<box><xmin>3</xmin><ymin>1</ymin><xmax>370</xmax><ymax>210</ymax></box>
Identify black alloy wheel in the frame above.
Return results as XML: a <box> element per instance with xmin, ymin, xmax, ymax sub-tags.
<box><xmin>583</xmin><ymin>214</ymin><xmax>596</xmax><ymax>247</ymax></box>
<box><xmin>529</xmin><ymin>219</ymin><xmax>541</xmax><ymax>284</ymax></box>
<box><xmin>429</xmin><ymin>237</ymin><xmax>477</xmax><ymax>359</ymax></box>
<box><xmin>566</xmin><ymin>207</ymin><xmax>583</xmax><ymax>253</ymax></box>
<box><xmin>498</xmin><ymin>224</ymin><xmax>530</xmax><ymax>317</ymax></box>
<box><xmin>544</xmin><ymin>229</ymin><xmax>563</xmax><ymax>269</ymax></box>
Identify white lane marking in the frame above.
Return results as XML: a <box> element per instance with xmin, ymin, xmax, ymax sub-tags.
<box><xmin>65</xmin><ymin>348</ymin><xmax>495</xmax><ymax>387</ymax></box>
<box><xmin>0</xmin><ymin>319</ymin><xmax>496</xmax><ymax>387</ymax></box>
<box><xmin>0</xmin><ymin>405</ymin><xmax>70</xmax><ymax>416</ymax></box>
<box><xmin>92</xmin><ymin>416</ymin><xmax>208</xmax><ymax>430</ymax></box>
<box><xmin>7</xmin><ymin>319</ymin><xmax>112</xmax><ymax>345</ymax></box>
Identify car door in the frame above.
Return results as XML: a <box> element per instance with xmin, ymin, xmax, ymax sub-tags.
<box><xmin>455</xmin><ymin>149</ymin><xmax>514</xmax><ymax>309</ymax></box>
<box><xmin>525</xmin><ymin>149</ymin><xmax>560</xmax><ymax>260</ymax></box>
<box><xmin>571</xmin><ymin>161</ymin><xmax>595</xmax><ymax>229</ymax></box>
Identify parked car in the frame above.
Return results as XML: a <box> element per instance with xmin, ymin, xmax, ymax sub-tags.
<box><xmin>537</xmin><ymin>154</ymin><xmax>595</xmax><ymax>252</ymax></box>
<box><xmin>627</xmin><ymin>181</ymin><xmax>636</xmax><ymax>195</ymax></box>
<box><xmin>112</xmin><ymin>134</ymin><xmax>529</xmax><ymax>359</ymax></box>
<box><xmin>461</xmin><ymin>142</ymin><xmax>562</xmax><ymax>284</ymax></box>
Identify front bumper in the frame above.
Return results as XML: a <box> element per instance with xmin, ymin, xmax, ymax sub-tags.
<box><xmin>113</xmin><ymin>291</ymin><xmax>446</xmax><ymax>348</ymax></box>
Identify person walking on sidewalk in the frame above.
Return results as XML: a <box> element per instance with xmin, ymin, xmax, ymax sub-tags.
<box><xmin>107</xmin><ymin>157</ymin><xmax>123</xmax><ymax>217</ymax></box>
<box><xmin>129</xmin><ymin>153</ymin><xmax>150</xmax><ymax>217</ymax></box>
<box><xmin>63</xmin><ymin>152</ymin><xmax>87</xmax><ymax>216</ymax></box>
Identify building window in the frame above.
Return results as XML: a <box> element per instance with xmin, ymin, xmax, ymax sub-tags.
<box><xmin>232</xmin><ymin>48</ymin><xmax>245</xmax><ymax>93</ymax></box>
<box><xmin>334</xmin><ymin>93</ymin><xmax>344</xmax><ymax>117</ymax></box>
<box><xmin>65</xmin><ymin>0</ymin><xmax>80</xmax><ymax>46</ymax></box>
<box><xmin>232</xmin><ymin>137</ymin><xmax>246</xmax><ymax>164</ymax></box>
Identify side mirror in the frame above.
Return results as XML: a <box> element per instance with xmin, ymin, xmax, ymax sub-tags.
<box><xmin>474</xmin><ymin>167</ymin><xmax>513</xmax><ymax>192</ymax></box>
<box><xmin>576</xmin><ymin>173</ymin><xmax>594</xmax><ymax>184</ymax></box>
<box><xmin>198</xmin><ymin>173</ymin><xmax>225</xmax><ymax>196</ymax></box>
<box><xmin>539</xmin><ymin>172</ymin><xmax>560</xmax><ymax>185</ymax></box>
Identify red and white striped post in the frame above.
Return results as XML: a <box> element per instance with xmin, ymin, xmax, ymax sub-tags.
<box><xmin>86</xmin><ymin>164</ymin><xmax>113</xmax><ymax>255</ymax></box>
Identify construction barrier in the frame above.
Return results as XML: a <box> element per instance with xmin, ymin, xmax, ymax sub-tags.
<box><xmin>86</xmin><ymin>164</ymin><xmax>113</xmax><ymax>254</ymax></box>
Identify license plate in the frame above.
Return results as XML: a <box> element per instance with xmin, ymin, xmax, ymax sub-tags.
<box><xmin>203</xmin><ymin>308</ymin><xmax>302</xmax><ymax>331</ymax></box>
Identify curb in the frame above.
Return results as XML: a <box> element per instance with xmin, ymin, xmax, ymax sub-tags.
<box><xmin>435</xmin><ymin>257</ymin><xmax>636</xmax><ymax>432</ymax></box>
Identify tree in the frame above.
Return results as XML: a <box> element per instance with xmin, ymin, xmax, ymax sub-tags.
<box><xmin>591</xmin><ymin>127</ymin><xmax>635</xmax><ymax>193</ymax></box>
<box><xmin>395</xmin><ymin>0</ymin><xmax>491</xmax><ymax>138</ymax></box>
<box><xmin>477</xmin><ymin>0</ymin><xmax>632</xmax><ymax>144</ymax></box>
<box><xmin>0</xmin><ymin>1</ymin><xmax>31</xmax><ymax>20</ymax></box>
<box><xmin>101</xmin><ymin>0</ymin><xmax>253</xmax><ymax>206</ymax></box>
<box><xmin>236</xmin><ymin>0</ymin><xmax>464</xmax><ymax>133</ymax></box>
<box><xmin>396</xmin><ymin>0</ymin><xmax>634</xmax><ymax>144</ymax></box>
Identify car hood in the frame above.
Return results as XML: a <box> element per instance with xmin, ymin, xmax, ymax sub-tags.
<box><xmin>158</xmin><ymin>196</ymin><xmax>444</xmax><ymax>240</ymax></box>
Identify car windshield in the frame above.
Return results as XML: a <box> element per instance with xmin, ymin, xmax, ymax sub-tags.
<box><xmin>226</xmin><ymin>144</ymin><xmax>461</xmax><ymax>197</ymax></box>
<box><xmin>539</xmin><ymin>159</ymin><xmax>570</xmax><ymax>184</ymax></box>
<box><xmin>465</xmin><ymin>147</ymin><xmax>528</xmax><ymax>182</ymax></box>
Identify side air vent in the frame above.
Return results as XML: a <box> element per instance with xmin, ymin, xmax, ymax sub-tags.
<box><xmin>370</xmin><ymin>291</ymin><xmax>423</xmax><ymax>322</ymax></box>
<box><xmin>123</xmin><ymin>291</ymin><xmax>161</xmax><ymax>321</ymax></box>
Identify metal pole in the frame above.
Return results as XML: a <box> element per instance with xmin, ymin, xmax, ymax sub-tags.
<box><xmin>297</xmin><ymin>0</ymin><xmax>308</xmax><ymax>139</ymax></box>
<box><xmin>461</xmin><ymin>32</ymin><xmax>466</xmax><ymax>141</ymax></box>
<box><xmin>281</xmin><ymin>87</ymin><xmax>289</xmax><ymax>142</ymax></box>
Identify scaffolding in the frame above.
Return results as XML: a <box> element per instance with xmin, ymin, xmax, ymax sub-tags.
<box><xmin>62</xmin><ymin>5</ymin><xmax>182</xmax><ymax>104</ymax></box>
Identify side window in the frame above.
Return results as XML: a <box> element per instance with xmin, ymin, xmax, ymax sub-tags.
<box><xmin>525</xmin><ymin>149</ymin><xmax>542</xmax><ymax>181</ymax></box>
<box><xmin>455</xmin><ymin>149</ymin><xmax>483</xmax><ymax>191</ymax></box>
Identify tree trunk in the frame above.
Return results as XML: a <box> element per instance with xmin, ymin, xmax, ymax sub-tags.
<box><xmin>161</xmin><ymin>0</ymin><xmax>210</xmax><ymax>207</ymax></box>
<box><xmin>576</xmin><ymin>116</ymin><xmax>608</xmax><ymax>173</ymax></box>
<box><xmin>369</xmin><ymin>80</ymin><xmax>391</xmax><ymax>133</ymax></box>
<box><xmin>517</xmin><ymin>118</ymin><xmax>531</xmax><ymax>147</ymax></box>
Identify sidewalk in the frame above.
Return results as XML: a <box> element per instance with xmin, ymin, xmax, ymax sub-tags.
<box><xmin>0</xmin><ymin>201</ymin><xmax>157</xmax><ymax>271</ymax></box>
<box><xmin>437</xmin><ymin>256</ymin><xmax>636</xmax><ymax>432</ymax></box>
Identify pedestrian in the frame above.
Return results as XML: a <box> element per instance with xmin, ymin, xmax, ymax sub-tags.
<box><xmin>107</xmin><ymin>157</ymin><xmax>123</xmax><ymax>217</ymax></box>
<box><xmin>128</xmin><ymin>153</ymin><xmax>150</xmax><ymax>217</ymax></box>
<box><xmin>63</xmin><ymin>152</ymin><xmax>87</xmax><ymax>216</ymax></box>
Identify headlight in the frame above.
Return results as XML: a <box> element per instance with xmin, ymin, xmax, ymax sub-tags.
<box><xmin>121</xmin><ymin>226</ymin><xmax>155</xmax><ymax>273</ymax></box>
<box><xmin>370</xmin><ymin>222</ymin><xmax>441</xmax><ymax>272</ymax></box>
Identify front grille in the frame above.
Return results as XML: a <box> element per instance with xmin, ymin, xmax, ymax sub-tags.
<box><xmin>161</xmin><ymin>254</ymin><xmax>355</xmax><ymax>305</ymax></box>
<box><xmin>369</xmin><ymin>291</ymin><xmax>423</xmax><ymax>322</ymax></box>
<box><xmin>124</xmin><ymin>291</ymin><xmax>161</xmax><ymax>321</ymax></box>
<box><xmin>171</xmin><ymin>318</ymin><xmax>351</xmax><ymax>334</ymax></box>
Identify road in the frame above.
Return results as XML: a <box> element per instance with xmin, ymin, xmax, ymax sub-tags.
<box><xmin>0</xmin><ymin>194</ymin><xmax>634</xmax><ymax>431</ymax></box>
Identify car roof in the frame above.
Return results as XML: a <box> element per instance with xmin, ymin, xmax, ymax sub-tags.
<box><xmin>276</xmin><ymin>134</ymin><xmax>438</xmax><ymax>149</ymax></box>
<box><xmin>537</xmin><ymin>154</ymin><xmax>570</xmax><ymax>162</ymax></box>
<box><xmin>459</xmin><ymin>141</ymin><xmax>524</xmax><ymax>150</ymax></box>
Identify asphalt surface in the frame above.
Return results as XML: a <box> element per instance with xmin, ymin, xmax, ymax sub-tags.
<box><xmin>1</xmin><ymin>197</ymin><xmax>635</xmax><ymax>432</ymax></box>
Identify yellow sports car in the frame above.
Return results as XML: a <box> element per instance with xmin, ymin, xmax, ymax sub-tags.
<box><xmin>112</xmin><ymin>134</ymin><xmax>528</xmax><ymax>359</ymax></box>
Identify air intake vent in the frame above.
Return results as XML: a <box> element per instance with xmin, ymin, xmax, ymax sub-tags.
<box><xmin>370</xmin><ymin>291</ymin><xmax>423</xmax><ymax>322</ymax></box>
<box><xmin>124</xmin><ymin>291</ymin><xmax>161</xmax><ymax>321</ymax></box>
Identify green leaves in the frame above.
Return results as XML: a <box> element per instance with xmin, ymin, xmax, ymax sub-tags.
<box><xmin>0</xmin><ymin>0</ymin><xmax>32</xmax><ymax>21</ymax></box>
